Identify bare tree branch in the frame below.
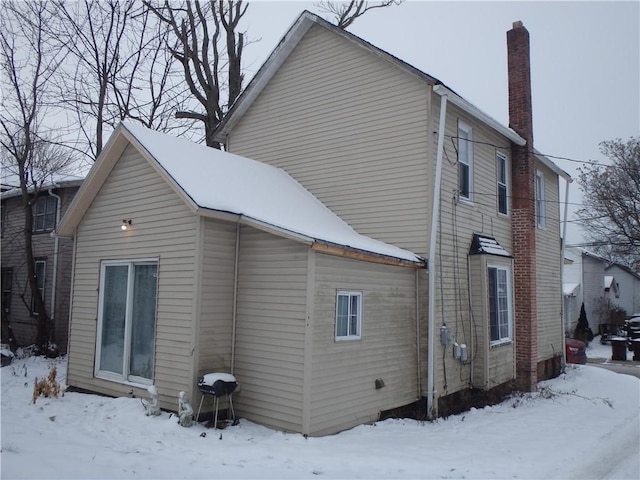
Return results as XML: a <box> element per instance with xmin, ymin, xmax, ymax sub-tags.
<box><xmin>315</xmin><ymin>1</ymin><xmax>402</xmax><ymax>29</ymax></box>
<box><xmin>577</xmin><ymin>137</ymin><xmax>640</xmax><ymax>271</ymax></box>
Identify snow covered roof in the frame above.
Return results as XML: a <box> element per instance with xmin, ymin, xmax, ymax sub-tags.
<box><xmin>57</xmin><ymin>122</ymin><xmax>423</xmax><ymax>266</ymax></box>
<box><xmin>563</xmin><ymin>283</ymin><xmax>580</xmax><ymax>296</ymax></box>
<box><xmin>469</xmin><ymin>234</ymin><xmax>512</xmax><ymax>257</ymax></box>
<box><xmin>1</xmin><ymin>173</ymin><xmax>85</xmax><ymax>200</ymax></box>
<box><xmin>604</xmin><ymin>275</ymin><xmax>620</xmax><ymax>298</ymax></box>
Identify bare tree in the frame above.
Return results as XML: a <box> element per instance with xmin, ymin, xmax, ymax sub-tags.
<box><xmin>0</xmin><ymin>1</ymin><xmax>76</xmax><ymax>353</ymax></box>
<box><xmin>577</xmin><ymin>137</ymin><xmax>640</xmax><ymax>271</ymax></box>
<box><xmin>316</xmin><ymin>1</ymin><xmax>402</xmax><ymax>29</ymax></box>
<box><xmin>145</xmin><ymin>1</ymin><xmax>247</xmax><ymax>148</ymax></box>
<box><xmin>50</xmin><ymin>0</ymin><xmax>189</xmax><ymax>160</ymax></box>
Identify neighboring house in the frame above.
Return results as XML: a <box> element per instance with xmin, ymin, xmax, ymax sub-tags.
<box><xmin>563</xmin><ymin>246</ymin><xmax>622</xmax><ymax>334</ymax></box>
<box><xmin>1</xmin><ymin>175</ymin><xmax>83</xmax><ymax>353</ymax></box>
<box><xmin>56</xmin><ymin>122</ymin><xmax>426</xmax><ymax>437</ymax></box>
<box><xmin>562</xmin><ymin>255</ymin><xmax>581</xmax><ymax>335</ymax></box>
<box><xmin>605</xmin><ymin>263</ymin><xmax>640</xmax><ymax>317</ymax></box>
<box><xmin>214</xmin><ymin>11</ymin><xmax>571</xmax><ymax>416</ymax></box>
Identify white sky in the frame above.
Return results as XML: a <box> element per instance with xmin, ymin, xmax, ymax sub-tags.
<box><xmin>239</xmin><ymin>1</ymin><xmax>640</xmax><ymax>245</ymax></box>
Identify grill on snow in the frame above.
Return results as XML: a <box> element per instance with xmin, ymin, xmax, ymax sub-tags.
<box><xmin>196</xmin><ymin>372</ymin><xmax>238</xmax><ymax>428</ymax></box>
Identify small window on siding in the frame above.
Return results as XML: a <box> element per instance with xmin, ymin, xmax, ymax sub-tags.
<box><xmin>458</xmin><ymin>121</ymin><xmax>473</xmax><ymax>202</ymax></box>
<box><xmin>335</xmin><ymin>291</ymin><xmax>362</xmax><ymax>340</ymax></box>
<box><xmin>496</xmin><ymin>152</ymin><xmax>508</xmax><ymax>215</ymax></box>
<box><xmin>33</xmin><ymin>195</ymin><xmax>57</xmax><ymax>233</ymax></box>
<box><xmin>535</xmin><ymin>170</ymin><xmax>546</xmax><ymax>228</ymax></box>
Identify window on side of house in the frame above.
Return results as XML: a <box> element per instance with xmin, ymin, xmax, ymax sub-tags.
<box><xmin>1</xmin><ymin>202</ymin><xmax>6</xmax><ymax>237</ymax></box>
<box><xmin>33</xmin><ymin>195</ymin><xmax>57</xmax><ymax>233</ymax></box>
<box><xmin>335</xmin><ymin>290</ymin><xmax>362</xmax><ymax>340</ymax></box>
<box><xmin>458</xmin><ymin>120</ymin><xmax>473</xmax><ymax>202</ymax></box>
<box><xmin>1</xmin><ymin>267</ymin><xmax>13</xmax><ymax>314</ymax></box>
<box><xmin>96</xmin><ymin>259</ymin><xmax>158</xmax><ymax>384</ymax></box>
<box><xmin>31</xmin><ymin>260</ymin><xmax>46</xmax><ymax>315</ymax></box>
<box><xmin>535</xmin><ymin>169</ymin><xmax>546</xmax><ymax>228</ymax></box>
<box><xmin>496</xmin><ymin>152</ymin><xmax>508</xmax><ymax>215</ymax></box>
<box><xmin>488</xmin><ymin>265</ymin><xmax>511</xmax><ymax>344</ymax></box>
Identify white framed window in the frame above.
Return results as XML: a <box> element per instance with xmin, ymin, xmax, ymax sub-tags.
<box><xmin>488</xmin><ymin>265</ymin><xmax>512</xmax><ymax>344</ymax></box>
<box><xmin>33</xmin><ymin>195</ymin><xmax>57</xmax><ymax>232</ymax></box>
<box><xmin>458</xmin><ymin>120</ymin><xmax>473</xmax><ymax>202</ymax></box>
<box><xmin>496</xmin><ymin>152</ymin><xmax>508</xmax><ymax>215</ymax></box>
<box><xmin>96</xmin><ymin>259</ymin><xmax>158</xmax><ymax>384</ymax></box>
<box><xmin>335</xmin><ymin>290</ymin><xmax>362</xmax><ymax>340</ymax></box>
<box><xmin>535</xmin><ymin>169</ymin><xmax>546</xmax><ymax>228</ymax></box>
<box><xmin>31</xmin><ymin>260</ymin><xmax>46</xmax><ymax>315</ymax></box>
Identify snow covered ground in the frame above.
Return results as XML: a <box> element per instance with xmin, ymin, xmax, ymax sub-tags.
<box><xmin>1</xmin><ymin>356</ymin><xmax>638</xmax><ymax>480</ymax></box>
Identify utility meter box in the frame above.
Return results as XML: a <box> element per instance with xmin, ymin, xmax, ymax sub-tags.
<box><xmin>440</xmin><ymin>325</ymin><xmax>451</xmax><ymax>346</ymax></box>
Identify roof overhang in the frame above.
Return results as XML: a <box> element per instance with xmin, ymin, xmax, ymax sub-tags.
<box><xmin>433</xmin><ymin>84</ymin><xmax>526</xmax><ymax>147</ymax></box>
<box><xmin>1</xmin><ymin>177</ymin><xmax>84</xmax><ymax>200</ymax></box>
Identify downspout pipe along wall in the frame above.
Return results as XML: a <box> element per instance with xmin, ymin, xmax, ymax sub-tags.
<box><xmin>48</xmin><ymin>188</ymin><xmax>62</xmax><ymax>339</ymax></box>
<box><xmin>560</xmin><ymin>178</ymin><xmax>572</xmax><ymax>369</ymax></box>
<box><xmin>427</xmin><ymin>86</ymin><xmax>449</xmax><ymax>418</ymax></box>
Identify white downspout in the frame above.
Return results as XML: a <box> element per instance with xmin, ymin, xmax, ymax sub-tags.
<box><xmin>230</xmin><ymin>222</ymin><xmax>240</xmax><ymax>374</ymax></box>
<box><xmin>427</xmin><ymin>86</ymin><xmax>448</xmax><ymax>418</ymax></box>
<box><xmin>560</xmin><ymin>178</ymin><xmax>572</xmax><ymax>369</ymax></box>
<box><xmin>48</xmin><ymin>189</ymin><xmax>62</xmax><ymax>342</ymax></box>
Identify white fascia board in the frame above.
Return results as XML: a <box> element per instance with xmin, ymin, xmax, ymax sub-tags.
<box><xmin>433</xmin><ymin>84</ymin><xmax>526</xmax><ymax>147</ymax></box>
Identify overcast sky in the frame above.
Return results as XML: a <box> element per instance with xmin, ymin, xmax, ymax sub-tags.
<box><xmin>239</xmin><ymin>1</ymin><xmax>640</xmax><ymax>245</ymax></box>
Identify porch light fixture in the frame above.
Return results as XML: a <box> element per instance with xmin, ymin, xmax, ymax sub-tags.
<box><xmin>121</xmin><ymin>219</ymin><xmax>132</xmax><ymax>231</ymax></box>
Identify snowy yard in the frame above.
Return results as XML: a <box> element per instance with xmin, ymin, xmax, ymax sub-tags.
<box><xmin>1</xmin><ymin>356</ymin><xmax>638</xmax><ymax>480</ymax></box>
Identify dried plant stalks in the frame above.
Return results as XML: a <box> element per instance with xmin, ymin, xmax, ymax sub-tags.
<box><xmin>32</xmin><ymin>364</ymin><xmax>63</xmax><ymax>404</ymax></box>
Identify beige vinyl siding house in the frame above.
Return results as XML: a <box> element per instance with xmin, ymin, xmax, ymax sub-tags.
<box><xmin>57</xmin><ymin>123</ymin><xmax>424</xmax><ymax>436</ymax></box>
<box><xmin>215</xmin><ymin>11</ymin><xmax>571</xmax><ymax>415</ymax></box>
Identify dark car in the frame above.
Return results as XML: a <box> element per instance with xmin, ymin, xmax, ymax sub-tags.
<box><xmin>624</xmin><ymin>313</ymin><xmax>640</xmax><ymax>351</ymax></box>
<box><xmin>566</xmin><ymin>338</ymin><xmax>587</xmax><ymax>364</ymax></box>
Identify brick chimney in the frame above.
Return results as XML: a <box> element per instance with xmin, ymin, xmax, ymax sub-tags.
<box><xmin>507</xmin><ymin>20</ymin><xmax>537</xmax><ymax>392</ymax></box>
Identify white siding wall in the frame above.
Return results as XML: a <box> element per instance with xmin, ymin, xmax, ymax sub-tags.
<box><xmin>310</xmin><ymin>253</ymin><xmax>418</xmax><ymax>436</ymax></box>
<box><xmin>233</xmin><ymin>227</ymin><xmax>308</xmax><ymax>432</ymax></box>
<box><xmin>582</xmin><ymin>255</ymin><xmax>607</xmax><ymax>331</ymax></box>
<box><xmin>606</xmin><ymin>265</ymin><xmax>640</xmax><ymax>316</ymax></box>
<box><xmin>67</xmin><ymin>145</ymin><xmax>198</xmax><ymax>409</ymax></box>
<box><xmin>535</xmin><ymin>163</ymin><xmax>564</xmax><ymax>363</ymax></box>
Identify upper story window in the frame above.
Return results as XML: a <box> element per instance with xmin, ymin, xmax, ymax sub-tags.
<box><xmin>458</xmin><ymin>121</ymin><xmax>473</xmax><ymax>202</ymax></box>
<box><xmin>496</xmin><ymin>152</ymin><xmax>508</xmax><ymax>215</ymax></box>
<box><xmin>33</xmin><ymin>195</ymin><xmax>57</xmax><ymax>233</ymax></box>
<box><xmin>335</xmin><ymin>290</ymin><xmax>362</xmax><ymax>340</ymax></box>
<box><xmin>535</xmin><ymin>169</ymin><xmax>546</xmax><ymax>228</ymax></box>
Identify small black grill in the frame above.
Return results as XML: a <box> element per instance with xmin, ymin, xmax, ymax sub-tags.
<box><xmin>196</xmin><ymin>372</ymin><xmax>238</xmax><ymax>428</ymax></box>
